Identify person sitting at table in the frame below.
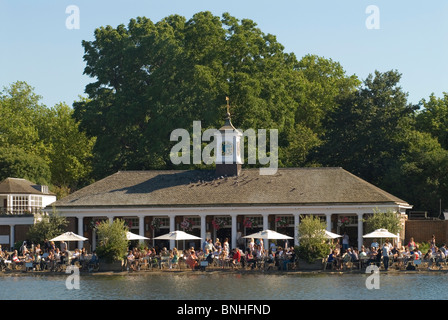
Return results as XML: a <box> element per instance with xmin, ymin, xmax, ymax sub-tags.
<box><xmin>367</xmin><ymin>247</ymin><xmax>377</xmax><ymax>266</ymax></box>
<box><xmin>231</xmin><ymin>248</ymin><xmax>241</xmax><ymax>269</ymax></box>
<box><xmin>126</xmin><ymin>250</ymin><xmax>136</xmax><ymax>271</ymax></box>
<box><xmin>423</xmin><ymin>249</ymin><xmax>432</xmax><ymax>263</ymax></box>
<box><xmin>245</xmin><ymin>250</ymin><xmax>256</xmax><ymax>270</ymax></box>
<box><xmin>169</xmin><ymin>248</ymin><xmax>179</xmax><ymax>269</ymax></box>
<box><xmin>282</xmin><ymin>247</ymin><xmax>296</xmax><ymax>271</ymax></box>
<box><xmin>327</xmin><ymin>249</ymin><xmax>337</xmax><ymax>270</ymax></box>
<box><xmin>205</xmin><ymin>249</ymin><xmax>214</xmax><ymax>266</ymax></box>
<box><xmin>11</xmin><ymin>250</ymin><xmax>22</xmax><ymax>268</ymax></box>
<box><xmin>185</xmin><ymin>250</ymin><xmax>198</xmax><ymax>271</ymax></box>
<box><xmin>434</xmin><ymin>249</ymin><xmax>445</xmax><ymax>269</ymax></box>
<box><xmin>24</xmin><ymin>253</ymin><xmax>34</xmax><ymax>271</ymax></box>
<box><xmin>71</xmin><ymin>248</ymin><xmax>80</xmax><ymax>265</ymax></box>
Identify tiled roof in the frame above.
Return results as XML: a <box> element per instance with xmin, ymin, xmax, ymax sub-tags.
<box><xmin>0</xmin><ymin>178</ymin><xmax>52</xmax><ymax>195</ymax></box>
<box><xmin>51</xmin><ymin>167</ymin><xmax>410</xmax><ymax>208</ymax></box>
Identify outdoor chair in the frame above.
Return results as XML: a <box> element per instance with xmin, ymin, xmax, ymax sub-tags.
<box><xmin>286</xmin><ymin>259</ymin><xmax>297</xmax><ymax>271</ymax></box>
<box><xmin>148</xmin><ymin>257</ymin><xmax>159</xmax><ymax>270</ymax></box>
<box><xmin>264</xmin><ymin>259</ymin><xmax>275</xmax><ymax>271</ymax></box>
<box><xmin>139</xmin><ymin>256</ymin><xmax>150</xmax><ymax>270</ymax></box>
<box><xmin>25</xmin><ymin>262</ymin><xmax>34</xmax><ymax>272</ymax></box>
<box><xmin>199</xmin><ymin>260</ymin><xmax>208</xmax><ymax>271</ymax></box>
<box><xmin>323</xmin><ymin>256</ymin><xmax>334</xmax><ymax>271</ymax></box>
<box><xmin>169</xmin><ymin>258</ymin><xmax>181</xmax><ymax>270</ymax></box>
<box><xmin>11</xmin><ymin>260</ymin><xmax>22</xmax><ymax>271</ymax></box>
<box><xmin>160</xmin><ymin>255</ymin><xmax>170</xmax><ymax>269</ymax></box>
<box><xmin>87</xmin><ymin>258</ymin><xmax>100</xmax><ymax>272</ymax></box>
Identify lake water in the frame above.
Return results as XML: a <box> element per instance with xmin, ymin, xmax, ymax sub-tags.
<box><xmin>1</xmin><ymin>271</ymin><xmax>448</xmax><ymax>300</ymax></box>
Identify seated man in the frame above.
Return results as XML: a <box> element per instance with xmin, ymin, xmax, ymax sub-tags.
<box><xmin>231</xmin><ymin>248</ymin><xmax>241</xmax><ymax>268</ymax></box>
<box><xmin>126</xmin><ymin>250</ymin><xmax>136</xmax><ymax>271</ymax></box>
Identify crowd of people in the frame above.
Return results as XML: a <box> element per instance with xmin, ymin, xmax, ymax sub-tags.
<box><xmin>326</xmin><ymin>234</ymin><xmax>448</xmax><ymax>271</ymax></box>
<box><xmin>124</xmin><ymin>237</ymin><xmax>297</xmax><ymax>271</ymax></box>
<box><xmin>0</xmin><ymin>239</ymin><xmax>99</xmax><ymax>272</ymax></box>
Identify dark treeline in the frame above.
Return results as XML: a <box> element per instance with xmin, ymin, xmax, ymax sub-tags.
<box><xmin>2</xmin><ymin>12</ymin><xmax>447</xmax><ymax>216</ymax></box>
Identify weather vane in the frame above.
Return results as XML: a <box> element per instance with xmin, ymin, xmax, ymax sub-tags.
<box><xmin>226</xmin><ymin>96</ymin><xmax>230</xmax><ymax>114</ymax></box>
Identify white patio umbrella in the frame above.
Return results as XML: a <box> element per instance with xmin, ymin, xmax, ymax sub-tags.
<box><xmin>243</xmin><ymin>229</ymin><xmax>293</xmax><ymax>240</ymax></box>
<box><xmin>153</xmin><ymin>230</ymin><xmax>202</xmax><ymax>249</ymax></box>
<box><xmin>153</xmin><ymin>230</ymin><xmax>202</xmax><ymax>241</ymax></box>
<box><xmin>363</xmin><ymin>228</ymin><xmax>399</xmax><ymax>246</ymax></box>
<box><xmin>324</xmin><ymin>230</ymin><xmax>342</xmax><ymax>239</ymax></box>
<box><xmin>299</xmin><ymin>229</ymin><xmax>341</xmax><ymax>239</ymax></box>
<box><xmin>50</xmin><ymin>232</ymin><xmax>88</xmax><ymax>250</ymax></box>
<box><xmin>363</xmin><ymin>228</ymin><xmax>399</xmax><ymax>239</ymax></box>
<box><xmin>126</xmin><ymin>231</ymin><xmax>150</xmax><ymax>241</ymax></box>
<box><xmin>50</xmin><ymin>232</ymin><xmax>88</xmax><ymax>242</ymax></box>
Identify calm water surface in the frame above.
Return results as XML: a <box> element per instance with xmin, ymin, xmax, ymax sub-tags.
<box><xmin>1</xmin><ymin>272</ymin><xmax>448</xmax><ymax>300</ymax></box>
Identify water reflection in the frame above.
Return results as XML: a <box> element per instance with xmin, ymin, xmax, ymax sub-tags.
<box><xmin>1</xmin><ymin>273</ymin><xmax>448</xmax><ymax>300</ymax></box>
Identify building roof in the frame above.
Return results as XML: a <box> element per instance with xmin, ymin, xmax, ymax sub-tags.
<box><xmin>51</xmin><ymin>167</ymin><xmax>410</xmax><ymax>208</ymax></box>
<box><xmin>0</xmin><ymin>178</ymin><xmax>53</xmax><ymax>195</ymax></box>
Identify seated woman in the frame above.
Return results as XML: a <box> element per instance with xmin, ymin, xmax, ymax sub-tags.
<box><xmin>185</xmin><ymin>250</ymin><xmax>198</xmax><ymax>270</ymax></box>
<box><xmin>11</xmin><ymin>250</ymin><xmax>23</xmax><ymax>269</ymax></box>
<box><xmin>246</xmin><ymin>250</ymin><xmax>256</xmax><ymax>270</ymax></box>
<box><xmin>170</xmin><ymin>248</ymin><xmax>179</xmax><ymax>269</ymax></box>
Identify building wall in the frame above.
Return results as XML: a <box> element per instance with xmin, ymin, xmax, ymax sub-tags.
<box><xmin>405</xmin><ymin>220</ymin><xmax>448</xmax><ymax>246</ymax></box>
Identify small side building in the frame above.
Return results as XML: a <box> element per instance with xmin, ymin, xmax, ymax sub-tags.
<box><xmin>0</xmin><ymin>177</ymin><xmax>56</xmax><ymax>250</ymax></box>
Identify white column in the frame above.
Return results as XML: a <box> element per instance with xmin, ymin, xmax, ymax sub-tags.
<box><xmin>77</xmin><ymin>216</ymin><xmax>84</xmax><ymax>249</ymax></box>
<box><xmin>200</xmin><ymin>215</ymin><xmax>206</xmax><ymax>244</ymax></box>
<box><xmin>325</xmin><ymin>213</ymin><xmax>332</xmax><ymax>231</ymax></box>
<box><xmin>231</xmin><ymin>214</ymin><xmax>237</xmax><ymax>249</ymax></box>
<box><xmin>108</xmin><ymin>216</ymin><xmax>114</xmax><ymax>224</ymax></box>
<box><xmin>294</xmin><ymin>214</ymin><xmax>300</xmax><ymax>247</ymax></box>
<box><xmin>139</xmin><ymin>216</ymin><xmax>145</xmax><ymax>244</ymax></box>
<box><xmin>169</xmin><ymin>215</ymin><xmax>175</xmax><ymax>249</ymax></box>
<box><xmin>262</xmin><ymin>214</ymin><xmax>269</xmax><ymax>249</ymax></box>
<box><xmin>9</xmin><ymin>225</ymin><xmax>15</xmax><ymax>251</ymax></box>
<box><xmin>357</xmin><ymin>213</ymin><xmax>363</xmax><ymax>251</ymax></box>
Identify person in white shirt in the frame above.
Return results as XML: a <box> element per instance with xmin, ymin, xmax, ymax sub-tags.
<box><xmin>382</xmin><ymin>242</ymin><xmax>391</xmax><ymax>271</ymax></box>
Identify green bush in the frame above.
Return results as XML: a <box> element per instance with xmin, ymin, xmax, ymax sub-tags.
<box><xmin>95</xmin><ymin>219</ymin><xmax>129</xmax><ymax>263</ymax></box>
<box><xmin>297</xmin><ymin>215</ymin><xmax>331</xmax><ymax>263</ymax></box>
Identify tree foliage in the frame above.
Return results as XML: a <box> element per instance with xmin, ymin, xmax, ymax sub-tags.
<box><xmin>95</xmin><ymin>219</ymin><xmax>129</xmax><ymax>263</ymax></box>
<box><xmin>297</xmin><ymin>215</ymin><xmax>331</xmax><ymax>263</ymax></box>
<box><xmin>74</xmin><ymin>12</ymin><xmax>359</xmax><ymax>178</ymax></box>
<box><xmin>363</xmin><ymin>209</ymin><xmax>402</xmax><ymax>235</ymax></box>
<box><xmin>0</xmin><ymin>81</ymin><xmax>95</xmax><ymax>194</ymax></box>
<box><xmin>26</xmin><ymin>210</ymin><xmax>69</xmax><ymax>245</ymax></box>
<box><xmin>2</xmin><ymin>12</ymin><xmax>448</xmax><ymax>218</ymax></box>
<box><xmin>0</xmin><ymin>146</ymin><xmax>51</xmax><ymax>185</ymax></box>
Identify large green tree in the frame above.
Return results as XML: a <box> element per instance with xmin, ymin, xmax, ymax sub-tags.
<box><xmin>0</xmin><ymin>81</ymin><xmax>94</xmax><ymax>195</ymax></box>
<box><xmin>415</xmin><ymin>93</ymin><xmax>448</xmax><ymax>149</ymax></box>
<box><xmin>74</xmin><ymin>12</ymin><xmax>358</xmax><ymax>178</ymax></box>
<box><xmin>0</xmin><ymin>146</ymin><xmax>51</xmax><ymax>185</ymax></box>
<box><xmin>316</xmin><ymin>70</ymin><xmax>416</xmax><ymax>185</ymax></box>
<box><xmin>35</xmin><ymin>102</ymin><xmax>95</xmax><ymax>191</ymax></box>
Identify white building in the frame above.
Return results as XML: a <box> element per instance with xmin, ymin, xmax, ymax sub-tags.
<box><xmin>0</xmin><ymin>178</ymin><xmax>56</xmax><ymax>249</ymax></box>
<box><xmin>49</xmin><ymin>112</ymin><xmax>412</xmax><ymax>251</ymax></box>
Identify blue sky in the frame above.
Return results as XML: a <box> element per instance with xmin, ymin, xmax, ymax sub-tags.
<box><xmin>1</xmin><ymin>0</ymin><xmax>447</xmax><ymax>108</ymax></box>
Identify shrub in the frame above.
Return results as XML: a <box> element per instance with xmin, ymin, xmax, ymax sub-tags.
<box><xmin>297</xmin><ymin>215</ymin><xmax>331</xmax><ymax>263</ymax></box>
<box><xmin>95</xmin><ymin>219</ymin><xmax>129</xmax><ymax>263</ymax></box>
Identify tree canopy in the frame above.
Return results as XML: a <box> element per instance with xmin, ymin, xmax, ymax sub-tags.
<box><xmin>74</xmin><ymin>11</ymin><xmax>359</xmax><ymax>178</ymax></box>
<box><xmin>2</xmin><ymin>11</ymin><xmax>448</xmax><ymax>217</ymax></box>
<box><xmin>0</xmin><ymin>81</ymin><xmax>95</xmax><ymax>197</ymax></box>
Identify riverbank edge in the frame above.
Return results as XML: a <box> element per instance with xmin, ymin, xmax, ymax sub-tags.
<box><xmin>1</xmin><ymin>267</ymin><xmax>447</xmax><ymax>277</ymax></box>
